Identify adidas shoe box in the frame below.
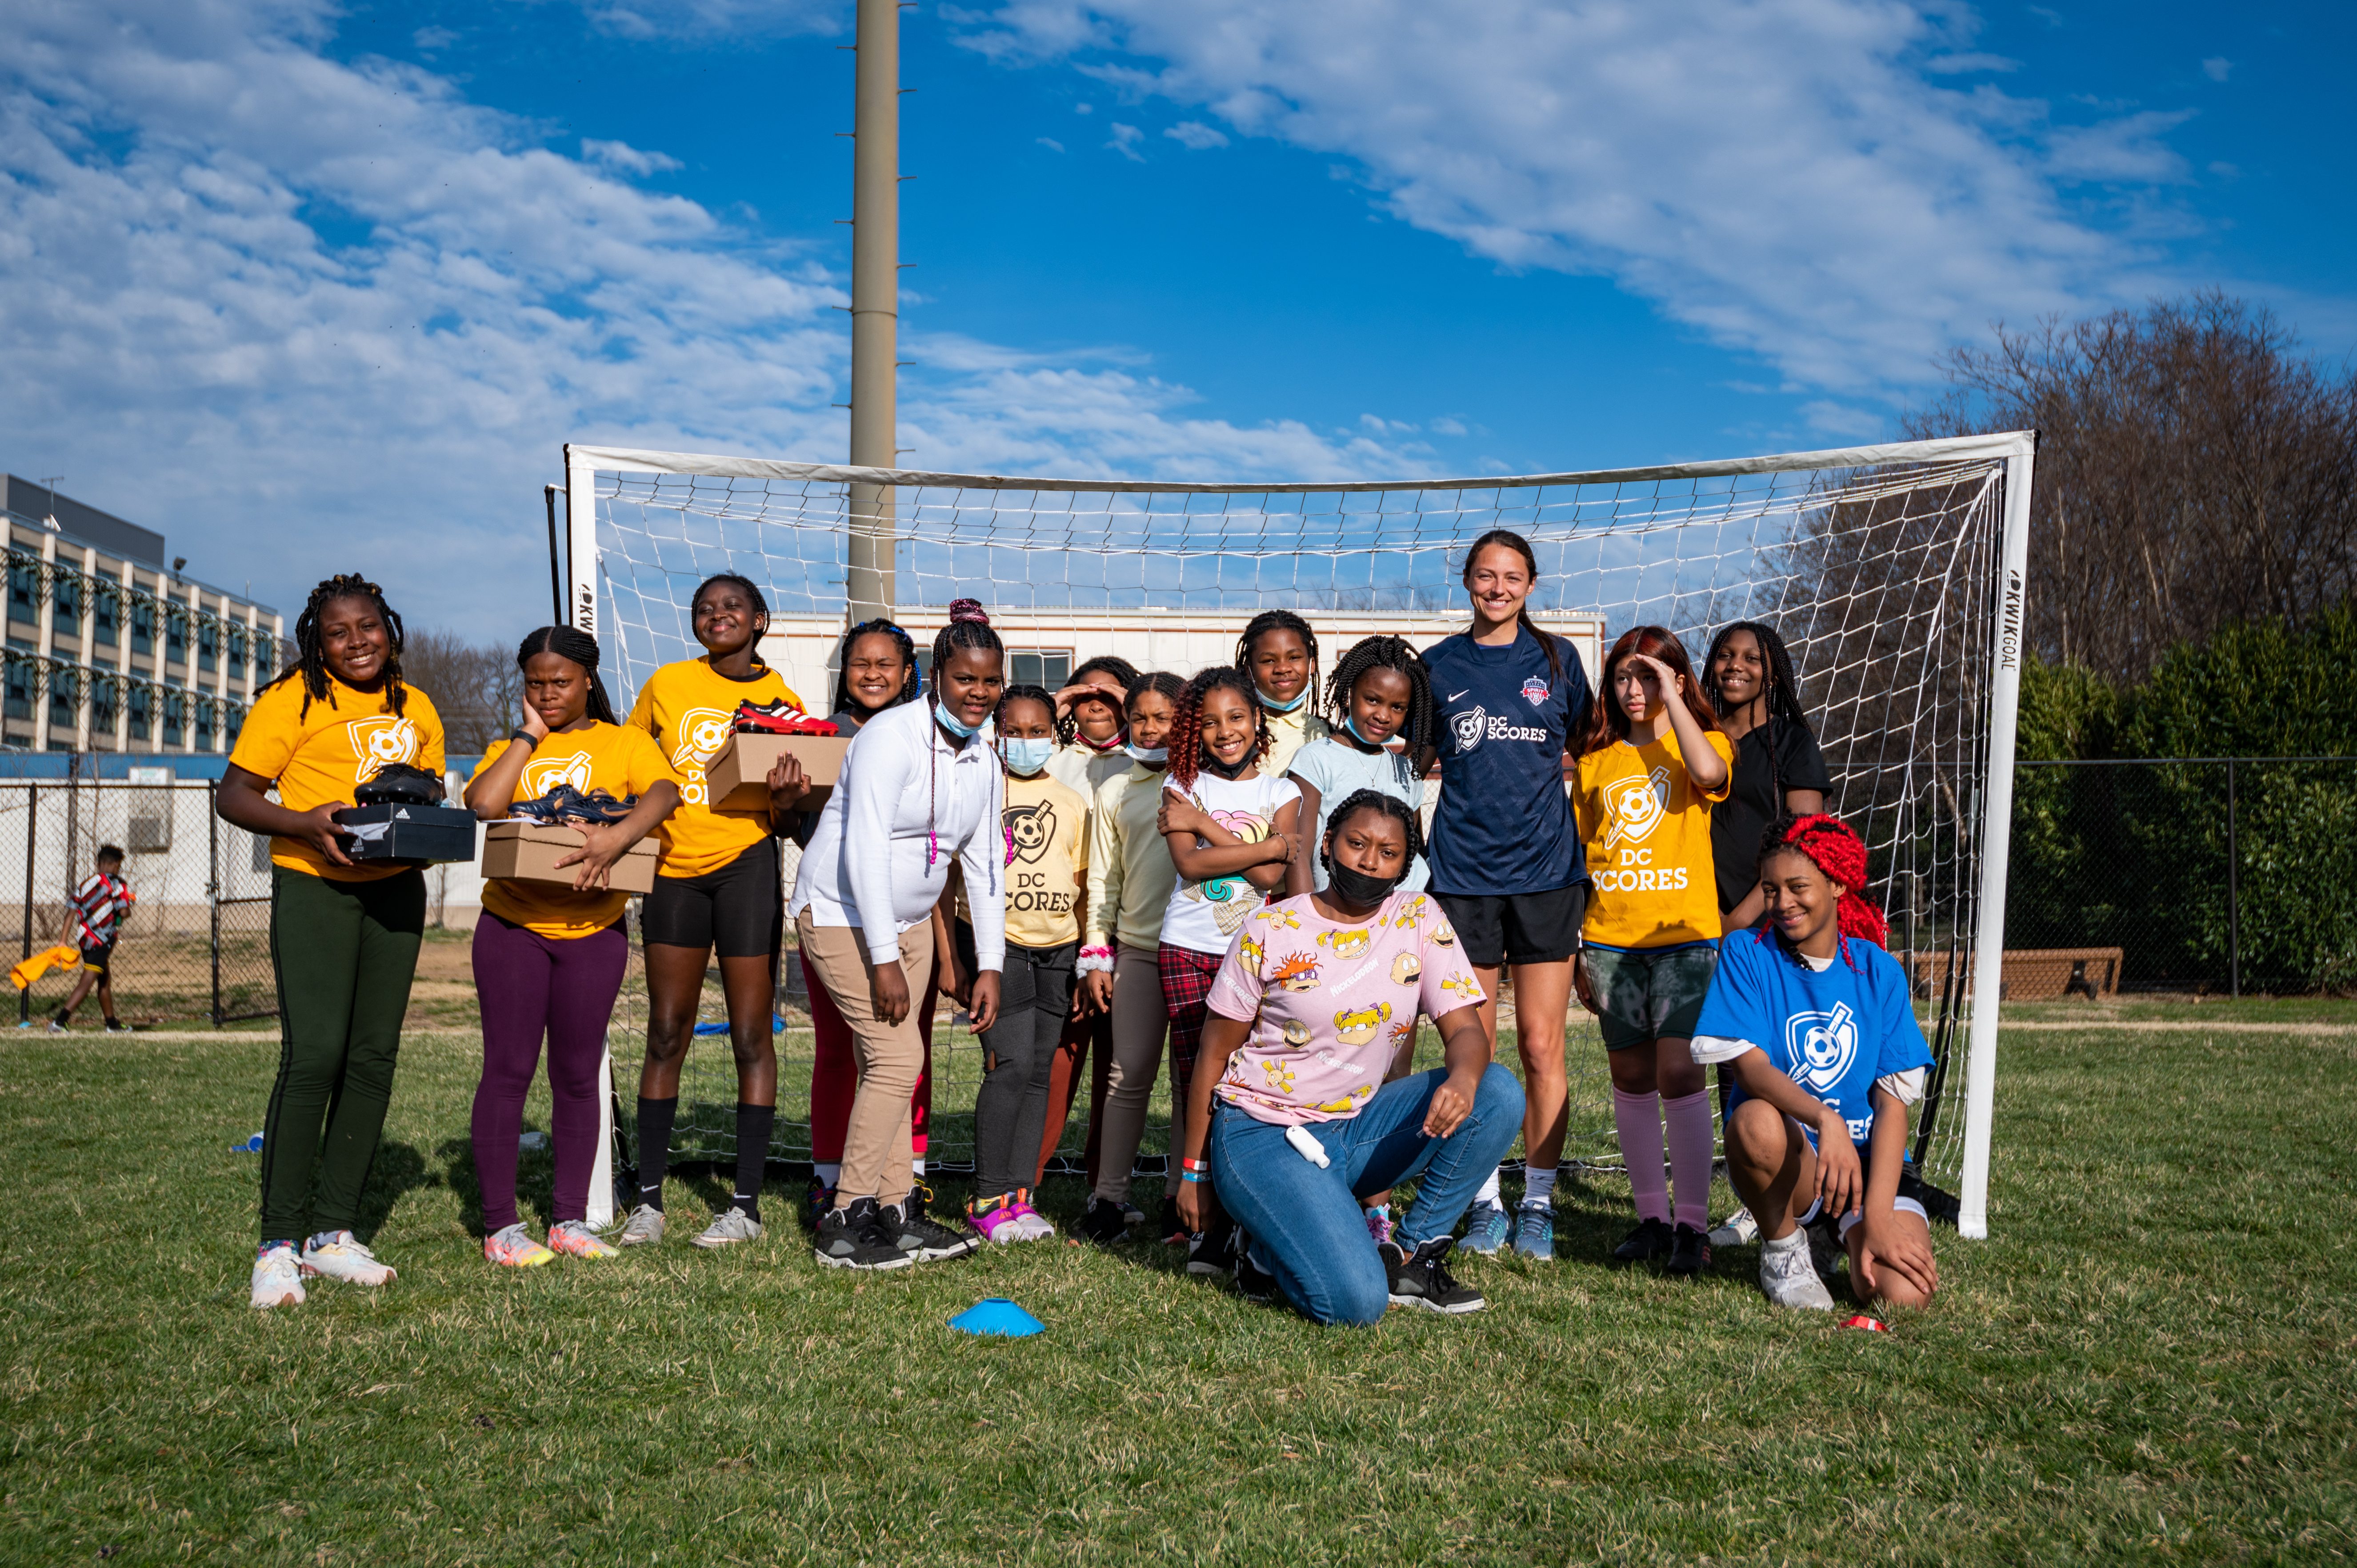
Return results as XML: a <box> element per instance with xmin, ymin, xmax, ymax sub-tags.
<box><xmin>705</xmin><ymin>733</ymin><xmax>850</xmax><ymax>813</ymax></box>
<box><xmin>334</xmin><ymin>802</ymin><xmax>480</xmax><ymax>864</ymax></box>
<box><xmin>481</xmin><ymin>821</ymin><xmax>662</xmax><ymax>895</ymax></box>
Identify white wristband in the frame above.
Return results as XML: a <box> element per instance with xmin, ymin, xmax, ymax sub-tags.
<box><xmin>1075</xmin><ymin>954</ymin><xmax>1114</xmax><ymax>974</ymax></box>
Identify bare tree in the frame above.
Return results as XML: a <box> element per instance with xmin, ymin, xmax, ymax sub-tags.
<box><xmin>1901</xmin><ymin>292</ymin><xmax>2357</xmax><ymax>683</ymax></box>
<box><xmin>401</xmin><ymin>629</ymin><xmax>520</xmax><ymax>755</ymax></box>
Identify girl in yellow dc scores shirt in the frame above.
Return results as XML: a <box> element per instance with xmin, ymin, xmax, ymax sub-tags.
<box><xmin>218</xmin><ymin>574</ymin><xmax>447</xmax><ymax>1311</ymax></box>
<box><xmin>616</xmin><ymin>573</ymin><xmax>814</xmax><ymax>1251</ymax></box>
<box><xmin>1573</xmin><ymin>625</ymin><xmax>1733</xmax><ymax>1278</ymax></box>
<box><xmin>463</xmin><ymin>627</ymin><xmax>680</xmax><ymax>1268</ymax></box>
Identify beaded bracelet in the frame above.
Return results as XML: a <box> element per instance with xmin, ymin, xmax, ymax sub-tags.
<box><xmin>1180</xmin><ymin>1170</ymin><xmax>1207</xmax><ymax>1184</ymax></box>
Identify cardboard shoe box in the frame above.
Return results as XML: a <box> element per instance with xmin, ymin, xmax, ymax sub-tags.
<box><xmin>335</xmin><ymin>802</ymin><xmax>480</xmax><ymax>864</ymax></box>
<box><xmin>705</xmin><ymin>732</ymin><xmax>851</xmax><ymax>813</ymax></box>
<box><xmin>482</xmin><ymin>821</ymin><xmax>662</xmax><ymax>895</ymax></box>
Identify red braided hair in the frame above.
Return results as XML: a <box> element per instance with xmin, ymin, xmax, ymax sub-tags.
<box><xmin>1765</xmin><ymin>812</ymin><xmax>1888</xmax><ymax>954</ymax></box>
<box><xmin>1164</xmin><ymin>666</ymin><xmax>1266</xmax><ymax>793</ymax></box>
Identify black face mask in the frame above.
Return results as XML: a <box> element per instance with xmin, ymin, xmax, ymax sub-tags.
<box><xmin>1325</xmin><ymin>859</ymin><xmax>1405</xmax><ymax>908</ymax></box>
<box><xmin>1198</xmin><ymin>748</ymin><xmax>1253</xmax><ymax>781</ymax></box>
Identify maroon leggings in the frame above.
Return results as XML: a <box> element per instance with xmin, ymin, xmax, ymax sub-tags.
<box><xmin>469</xmin><ymin>913</ymin><xmax>628</xmax><ymax>1231</ymax></box>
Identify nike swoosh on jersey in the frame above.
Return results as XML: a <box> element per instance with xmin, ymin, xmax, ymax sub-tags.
<box><xmin>1445</xmin><ymin>690</ymin><xmax>1470</xmax><ymax>702</ymax></box>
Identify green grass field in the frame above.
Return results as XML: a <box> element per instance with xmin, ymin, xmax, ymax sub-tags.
<box><xmin>6</xmin><ymin>1001</ymin><xmax>2355</xmax><ymax>1564</ymax></box>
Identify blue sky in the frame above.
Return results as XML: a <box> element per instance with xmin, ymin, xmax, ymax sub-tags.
<box><xmin>0</xmin><ymin>0</ymin><xmax>2348</xmax><ymax>633</ymax></box>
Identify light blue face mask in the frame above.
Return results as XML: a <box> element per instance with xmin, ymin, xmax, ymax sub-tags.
<box><xmin>1126</xmin><ymin>743</ymin><xmax>1168</xmax><ymax>764</ymax></box>
<box><xmin>934</xmin><ymin>700</ymin><xmax>981</xmax><ymax>740</ymax></box>
<box><xmin>1257</xmin><ymin>687</ymin><xmax>1309</xmax><ymax>714</ymax></box>
<box><xmin>1000</xmin><ymin>736</ymin><xmax>1055</xmax><ymax>776</ymax></box>
<box><xmin>1342</xmin><ymin>714</ymin><xmax>1388</xmax><ymax>747</ymax></box>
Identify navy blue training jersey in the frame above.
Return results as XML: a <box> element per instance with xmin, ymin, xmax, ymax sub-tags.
<box><xmin>1423</xmin><ymin>626</ymin><xmax>1592</xmax><ymax>897</ymax></box>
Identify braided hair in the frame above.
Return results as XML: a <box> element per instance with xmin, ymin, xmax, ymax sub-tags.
<box><xmin>1235</xmin><ymin>611</ymin><xmax>1319</xmax><ymax>713</ymax></box>
<box><xmin>923</xmin><ymin>600</ymin><xmax>1004</xmax><ymax>875</ymax></box>
<box><xmin>515</xmin><ymin>625</ymin><xmax>618</xmax><ymax>725</ymax></box>
<box><xmin>1324</xmin><ymin>634</ymin><xmax>1437</xmax><ymax>752</ymax></box>
<box><xmin>995</xmin><ymin>682</ymin><xmax>1056</xmax><ymax>728</ymax></box>
<box><xmin>1705</xmin><ymin>620</ymin><xmax>1813</xmax><ymax>824</ymax></box>
<box><xmin>1317</xmin><ymin>788</ymin><xmax>1424</xmax><ymax>879</ymax></box>
<box><xmin>1755</xmin><ymin>812</ymin><xmax>1887</xmax><ymax>970</ymax></box>
<box><xmin>1125</xmin><ymin>669</ymin><xmax>1185</xmax><ymax>716</ymax></box>
<box><xmin>1461</xmin><ymin>529</ymin><xmax>1562</xmax><ymax>684</ymax></box>
<box><xmin>1060</xmin><ymin>654</ymin><xmax>1140</xmax><ymax>746</ymax></box>
<box><xmin>264</xmin><ymin>573</ymin><xmax>408</xmax><ymax>721</ymax></box>
<box><xmin>692</xmin><ymin>573</ymin><xmax>769</xmax><ymax>634</ymax></box>
<box><xmin>832</xmin><ymin>617</ymin><xmax>920</xmax><ymax>717</ymax></box>
<box><xmin>1165</xmin><ymin>665</ymin><xmax>1269</xmax><ymax>793</ymax></box>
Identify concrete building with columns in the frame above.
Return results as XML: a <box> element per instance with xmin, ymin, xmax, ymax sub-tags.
<box><xmin>1</xmin><ymin>476</ymin><xmax>282</xmax><ymax>754</ymax></box>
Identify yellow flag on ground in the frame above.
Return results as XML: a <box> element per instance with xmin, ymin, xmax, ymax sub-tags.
<box><xmin>10</xmin><ymin>944</ymin><xmax>81</xmax><ymax>992</ymax></box>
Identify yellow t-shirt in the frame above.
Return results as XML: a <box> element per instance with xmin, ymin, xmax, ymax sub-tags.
<box><xmin>1573</xmin><ymin>728</ymin><xmax>1736</xmax><ymax>948</ymax></box>
<box><xmin>228</xmin><ymin>676</ymin><xmax>447</xmax><ymax>883</ymax></box>
<box><xmin>1261</xmin><ymin>706</ymin><xmax>1329</xmax><ymax>780</ymax></box>
<box><xmin>470</xmin><ymin>722</ymin><xmax>678</xmax><ymax>939</ymax></box>
<box><xmin>1002</xmin><ymin>772</ymin><xmax>1090</xmax><ymax>949</ymax></box>
<box><xmin>625</xmin><ymin>657</ymin><xmax>806</xmax><ymax>880</ymax></box>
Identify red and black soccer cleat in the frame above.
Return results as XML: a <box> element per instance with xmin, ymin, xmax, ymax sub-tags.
<box><xmin>731</xmin><ymin>699</ymin><xmax>838</xmax><ymax>736</ymax></box>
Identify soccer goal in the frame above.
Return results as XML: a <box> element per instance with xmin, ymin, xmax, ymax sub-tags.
<box><xmin>560</xmin><ymin>431</ymin><xmax>2034</xmax><ymax>1240</ymax></box>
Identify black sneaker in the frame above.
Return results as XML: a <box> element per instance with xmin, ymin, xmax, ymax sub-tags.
<box><xmin>1156</xmin><ymin>1195</ymin><xmax>1189</xmax><ymax>1246</ymax></box>
<box><xmin>1609</xmin><ymin>1217</ymin><xmax>1676</xmax><ymax>1267</ymax></box>
<box><xmin>812</xmin><ymin>1197</ymin><xmax>911</xmax><ymax>1271</ymax></box>
<box><xmin>1186</xmin><ymin>1205</ymin><xmax>1235</xmax><ymax>1276</ymax></box>
<box><xmin>1232</xmin><ymin>1231</ymin><xmax>1277</xmax><ymax>1303</ymax></box>
<box><xmin>1070</xmin><ymin>1197</ymin><xmax>1128</xmax><ymax>1247</ymax></box>
<box><xmin>103</xmin><ymin>1017</ymin><xmax>128</xmax><ymax>1033</ymax></box>
<box><xmin>1383</xmin><ymin>1236</ymin><xmax>1485</xmax><ymax>1314</ymax></box>
<box><xmin>886</xmin><ymin>1196</ymin><xmax>981</xmax><ymax>1262</ymax></box>
<box><xmin>1665</xmin><ymin>1222</ymin><xmax>1712</xmax><ymax>1277</ymax></box>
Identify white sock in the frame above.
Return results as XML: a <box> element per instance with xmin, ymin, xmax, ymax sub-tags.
<box><xmin>1475</xmin><ymin>1167</ymin><xmax>1503</xmax><ymax>1208</ymax></box>
<box><xmin>1763</xmin><ymin>1228</ymin><xmax>1806</xmax><ymax>1255</ymax></box>
<box><xmin>1522</xmin><ymin>1165</ymin><xmax>1558</xmax><ymax>1207</ymax></box>
<box><xmin>912</xmin><ymin>1156</ymin><xmax>926</xmax><ymax>1178</ymax></box>
<box><xmin>813</xmin><ymin>1162</ymin><xmax>840</xmax><ymax>1188</ymax></box>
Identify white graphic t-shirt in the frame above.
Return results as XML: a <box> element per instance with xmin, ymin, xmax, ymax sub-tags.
<box><xmin>1157</xmin><ymin>771</ymin><xmax>1302</xmax><ymax>956</ymax></box>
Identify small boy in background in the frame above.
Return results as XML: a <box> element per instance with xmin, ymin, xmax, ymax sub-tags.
<box><xmin>52</xmin><ymin>844</ymin><xmax>133</xmax><ymax>1033</ymax></box>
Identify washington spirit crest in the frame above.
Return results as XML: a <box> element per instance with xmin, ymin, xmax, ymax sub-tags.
<box><xmin>1520</xmin><ymin>676</ymin><xmax>1550</xmax><ymax>707</ymax></box>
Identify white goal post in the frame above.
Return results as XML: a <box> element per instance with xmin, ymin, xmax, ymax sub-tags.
<box><xmin>562</xmin><ymin>431</ymin><xmax>2034</xmax><ymax>1239</ymax></box>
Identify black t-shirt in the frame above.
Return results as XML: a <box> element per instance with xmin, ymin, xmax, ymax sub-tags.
<box><xmin>1711</xmin><ymin>719</ymin><xmax>1833</xmax><ymax>913</ymax></box>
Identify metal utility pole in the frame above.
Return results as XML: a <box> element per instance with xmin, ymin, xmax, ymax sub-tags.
<box><xmin>845</xmin><ymin>0</ymin><xmax>900</xmax><ymax>623</ymax></box>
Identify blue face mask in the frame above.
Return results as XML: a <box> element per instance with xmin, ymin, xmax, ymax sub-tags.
<box><xmin>1126</xmin><ymin>743</ymin><xmax>1168</xmax><ymax>764</ymax></box>
<box><xmin>934</xmin><ymin>700</ymin><xmax>980</xmax><ymax>740</ymax></box>
<box><xmin>1000</xmin><ymin>736</ymin><xmax>1055</xmax><ymax>776</ymax></box>
<box><xmin>1257</xmin><ymin>686</ymin><xmax>1309</xmax><ymax>714</ymax></box>
<box><xmin>1342</xmin><ymin>714</ymin><xmax>1388</xmax><ymax>747</ymax></box>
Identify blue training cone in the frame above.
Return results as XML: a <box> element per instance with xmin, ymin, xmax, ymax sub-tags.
<box><xmin>949</xmin><ymin>1298</ymin><xmax>1044</xmax><ymax>1338</ymax></box>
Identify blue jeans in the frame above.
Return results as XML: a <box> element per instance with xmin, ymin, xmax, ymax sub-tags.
<box><xmin>1208</xmin><ymin>1064</ymin><xmax>1526</xmax><ymax>1327</ymax></box>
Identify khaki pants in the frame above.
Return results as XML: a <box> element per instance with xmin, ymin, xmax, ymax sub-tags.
<box><xmin>797</xmin><ymin>911</ymin><xmax>935</xmax><ymax>1211</ymax></box>
<box><xmin>1092</xmin><ymin>943</ymin><xmax>1177</xmax><ymax>1206</ymax></box>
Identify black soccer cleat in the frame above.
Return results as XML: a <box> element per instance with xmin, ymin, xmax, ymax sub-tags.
<box><xmin>1609</xmin><ymin>1217</ymin><xmax>1677</xmax><ymax>1268</ymax></box>
<box><xmin>1665</xmin><ymin>1222</ymin><xmax>1713</xmax><ymax>1277</ymax></box>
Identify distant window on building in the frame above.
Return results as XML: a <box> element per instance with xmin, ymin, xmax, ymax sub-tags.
<box><xmin>52</xmin><ymin>576</ymin><xmax>79</xmax><ymax>638</ymax></box>
<box><xmin>198</xmin><ymin>618</ymin><xmax>218</xmax><ymax>673</ymax></box>
<box><xmin>93</xmin><ymin>588</ymin><xmax>118</xmax><ymax>648</ymax></box>
<box><xmin>165</xmin><ymin>609</ymin><xmax>185</xmax><ymax>664</ymax></box>
<box><xmin>196</xmin><ymin>703</ymin><xmax>215</xmax><ymax>752</ymax></box>
<box><xmin>4</xmin><ymin>662</ymin><xmax>29</xmax><ymax>721</ymax></box>
<box><xmin>48</xmin><ymin>672</ymin><xmax>76</xmax><ymax>731</ymax></box>
<box><xmin>91</xmin><ymin>682</ymin><xmax>117</xmax><ymax>737</ymax></box>
<box><xmin>163</xmin><ymin>691</ymin><xmax>185</xmax><ymax>747</ymax></box>
<box><xmin>8</xmin><ymin>558</ymin><xmax>34</xmax><ymax>623</ymax></box>
<box><xmin>225</xmin><ymin>701</ymin><xmax>245</xmax><ymax>746</ymax></box>
<box><xmin>130</xmin><ymin>600</ymin><xmax>153</xmax><ymax>657</ymax></box>
<box><xmin>1007</xmin><ymin>649</ymin><xmax>1074</xmax><ymax>690</ymax></box>
<box><xmin>128</xmin><ymin>687</ymin><xmax>150</xmax><ymax>742</ymax></box>
<box><xmin>227</xmin><ymin>626</ymin><xmax>245</xmax><ymax>680</ymax></box>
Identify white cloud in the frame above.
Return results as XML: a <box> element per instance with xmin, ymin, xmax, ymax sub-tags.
<box><xmin>412</xmin><ymin>25</ymin><xmax>458</xmax><ymax>49</ymax></box>
<box><xmin>1163</xmin><ymin>120</ymin><xmax>1229</xmax><ymax>150</ymax></box>
<box><xmin>552</xmin><ymin>0</ymin><xmax>844</xmax><ymax>40</ymax></box>
<box><xmin>2201</xmin><ymin>56</ymin><xmax>2232</xmax><ymax>83</ymax></box>
<box><xmin>0</xmin><ymin>0</ymin><xmax>1407</xmax><ymax>635</ymax></box>
<box><xmin>952</xmin><ymin>0</ymin><xmax>2202</xmax><ymax>392</ymax></box>
<box><xmin>1428</xmin><ymin>416</ymin><xmax>1467</xmax><ymax>436</ymax></box>
<box><xmin>1036</xmin><ymin>136</ymin><xmax>1065</xmax><ymax>152</ymax></box>
<box><xmin>581</xmin><ymin>137</ymin><xmax>684</xmax><ymax>176</ymax></box>
<box><xmin>1922</xmin><ymin>52</ymin><xmax>2020</xmax><ymax>73</ymax></box>
<box><xmin>1105</xmin><ymin>122</ymin><xmax>1144</xmax><ymax>160</ymax></box>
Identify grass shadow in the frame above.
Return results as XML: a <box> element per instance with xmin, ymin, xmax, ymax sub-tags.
<box><xmin>353</xmin><ymin>1140</ymin><xmax>439</xmax><ymax>1242</ymax></box>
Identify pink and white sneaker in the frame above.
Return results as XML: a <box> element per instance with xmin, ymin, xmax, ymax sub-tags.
<box><xmin>547</xmin><ymin>1220</ymin><xmax>618</xmax><ymax>1260</ymax></box>
<box><xmin>483</xmin><ymin>1224</ymin><xmax>557</xmax><ymax>1268</ymax></box>
<box><xmin>250</xmin><ymin>1242</ymin><xmax>306</xmax><ymax>1309</ymax></box>
<box><xmin>1006</xmin><ymin>1192</ymin><xmax>1056</xmax><ymax>1241</ymax></box>
<box><xmin>966</xmin><ymin>1192</ymin><xmax>1030</xmax><ymax>1244</ymax></box>
<box><xmin>302</xmin><ymin>1230</ymin><xmax>396</xmax><ymax>1287</ymax></box>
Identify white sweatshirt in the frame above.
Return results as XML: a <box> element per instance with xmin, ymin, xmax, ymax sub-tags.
<box><xmin>789</xmin><ymin>697</ymin><xmax>1007</xmax><ymax>970</ymax></box>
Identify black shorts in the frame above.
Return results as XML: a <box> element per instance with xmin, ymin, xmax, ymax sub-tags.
<box><xmin>79</xmin><ymin>941</ymin><xmax>115</xmax><ymax>977</ymax></box>
<box><xmin>640</xmin><ymin>838</ymin><xmax>782</xmax><ymax>960</ymax></box>
<box><xmin>1433</xmin><ymin>884</ymin><xmax>1588</xmax><ymax>968</ymax></box>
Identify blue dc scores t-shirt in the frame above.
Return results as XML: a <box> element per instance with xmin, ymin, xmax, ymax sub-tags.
<box><xmin>1424</xmin><ymin>626</ymin><xmax>1592</xmax><ymax>896</ymax></box>
<box><xmin>1692</xmin><ymin>930</ymin><xmax>1935</xmax><ymax>1148</ymax></box>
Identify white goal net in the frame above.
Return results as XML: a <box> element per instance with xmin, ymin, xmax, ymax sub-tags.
<box><xmin>563</xmin><ymin>432</ymin><xmax>2034</xmax><ymax>1238</ymax></box>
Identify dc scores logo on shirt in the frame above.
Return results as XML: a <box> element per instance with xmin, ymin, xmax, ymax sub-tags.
<box><xmin>1783</xmin><ymin>1000</ymin><xmax>1860</xmax><ymax>1094</ymax></box>
<box><xmin>1595</xmin><ymin>768</ymin><xmax>1691</xmax><ymax>892</ymax></box>
<box><xmin>1520</xmin><ymin>676</ymin><xmax>1550</xmax><ymax>707</ymax></box>
<box><xmin>348</xmin><ymin>716</ymin><xmax>420</xmax><ymax>784</ymax></box>
<box><xmin>670</xmin><ymin>707</ymin><xmax>734</xmax><ymax>804</ymax></box>
<box><xmin>1450</xmin><ymin>704</ymin><xmax>1489</xmax><ymax>753</ymax></box>
<box><xmin>522</xmin><ymin>750</ymin><xmax>596</xmax><ymax>798</ymax></box>
<box><xmin>1448</xmin><ymin>703</ymin><xmax>1550</xmax><ymax>754</ymax></box>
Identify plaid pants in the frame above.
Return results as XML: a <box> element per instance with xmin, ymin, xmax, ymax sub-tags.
<box><xmin>1156</xmin><ymin>942</ymin><xmax>1226</xmax><ymax>1106</ymax></box>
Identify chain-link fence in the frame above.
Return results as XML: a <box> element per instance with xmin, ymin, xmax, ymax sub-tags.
<box><xmin>0</xmin><ymin>775</ymin><xmax>275</xmax><ymax>1028</ymax></box>
<box><xmin>2009</xmin><ymin>757</ymin><xmax>2357</xmax><ymax>995</ymax></box>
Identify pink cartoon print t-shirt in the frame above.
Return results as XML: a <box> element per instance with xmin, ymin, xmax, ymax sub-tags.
<box><xmin>1157</xmin><ymin>771</ymin><xmax>1303</xmax><ymax>956</ymax></box>
<box><xmin>1204</xmin><ymin>889</ymin><xmax>1488</xmax><ymax>1127</ymax></box>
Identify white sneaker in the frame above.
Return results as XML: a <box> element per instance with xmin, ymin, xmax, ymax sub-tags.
<box><xmin>1758</xmin><ymin>1232</ymin><xmax>1837</xmax><ymax>1311</ymax></box>
<box><xmin>692</xmin><ymin>1207</ymin><xmax>764</xmax><ymax>1249</ymax></box>
<box><xmin>44</xmin><ymin>1020</ymin><xmax>66</xmax><ymax>1034</ymax></box>
<box><xmin>1708</xmin><ymin>1206</ymin><xmax>1761</xmax><ymax>1249</ymax></box>
<box><xmin>614</xmin><ymin>1204</ymin><xmax>665</xmax><ymax>1247</ymax></box>
<box><xmin>251</xmin><ymin>1243</ymin><xmax>307</xmax><ymax>1309</ymax></box>
<box><xmin>300</xmin><ymin>1231</ymin><xmax>396</xmax><ymax>1287</ymax></box>
<box><xmin>1012</xmin><ymin>1211</ymin><xmax>1057</xmax><ymax>1241</ymax></box>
